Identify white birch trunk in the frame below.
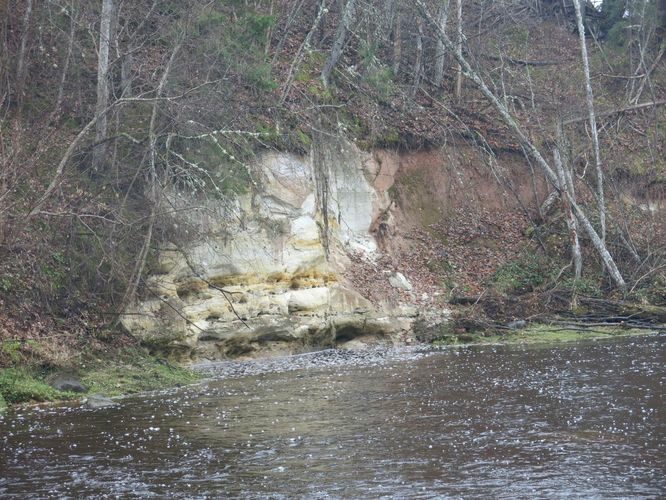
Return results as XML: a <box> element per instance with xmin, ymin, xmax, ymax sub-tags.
<box><xmin>92</xmin><ymin>0</ymin><xmax>115</xmax><ymax>171</ymax></box>
<box><xmin>554</xmin><ymin>147</ymin><xmax>582</xmax><ymax>281</ymax></box>
<box><xmin>433</xmin><ymin>1</ymin><xmax>449</xmax><ymax>88</ymax></box>
<box><xmin>454</xmin><ymin>0</ymin><xmax>463</xmax><ymax>101</ymax></box>
<box><xmin>572</xmin><ymin>0</ymin><xmax>606</xmax><ymax>242</ymax></box>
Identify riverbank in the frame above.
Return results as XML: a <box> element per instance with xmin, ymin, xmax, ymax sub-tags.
<box><xmin>1</xmin><ymin>323</ymin><xmax>662</xmax><ymax>412</ymax></box>
<box><xmin>0</xmin><ymin>348</ymin><xmax>200</xmax><ymax>410</ymax></box>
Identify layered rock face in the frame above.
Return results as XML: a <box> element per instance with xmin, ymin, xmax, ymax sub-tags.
<box><xmin>121</xmin><ymin>138</ymin><xmax>421</xmax><ymax>360</ymax></box>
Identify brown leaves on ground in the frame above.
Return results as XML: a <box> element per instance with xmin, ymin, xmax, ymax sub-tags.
<box><xmin>426</xmin><ymin>206</ymin><xmax>530</xmax><ymax>295</ymax></box>
<box><xmin>344</xmin><ymin>204</ymin><xmax>531</xmax><ymax>310</ymax></box>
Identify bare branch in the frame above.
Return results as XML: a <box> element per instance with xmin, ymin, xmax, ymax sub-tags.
<box><xmin>563</xmin><ymin>99</ymin><xmax>666</xmax><ymax>125</ymax></box>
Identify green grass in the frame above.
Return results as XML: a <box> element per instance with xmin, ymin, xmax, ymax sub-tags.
<box><xmin>80</xmin><ymin>353</ymin><xmax>200</xmax><ymax>397</ymax></box>
<box><xmin>0</xmin><ymin>349</ymin><xmax>201</xmax><ymax>407</ymax></box>
<box><xmin>0</xmin><ymin>368</ymin><xmax>76</xmax><ymax>404</ymax></box>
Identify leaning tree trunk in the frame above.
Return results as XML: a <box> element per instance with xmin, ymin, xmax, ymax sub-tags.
<box><xmin>118</xmin><ymin>36</ymin><xmax>182</xmax><ymax>311</ymax></box>
<box><xmin>280</xmin><ymin>0</ymin><xmax>327</xmax><ymax>104</ymax></box>
<box><xmin>321</xmin><ymin>0</ymin><xmax>357</xmax><ymax>87</ymax></box>
<box><xmin>572</xmin><ymin>0</ymin><xmax>606</xmax><ymax>242</ymax></box>
<box><xmin>554</xmin><ymin>147</ymin><xmax>582</xmax><ymax>281</ymax></box>
<box><xmin>92</xmin><ymin>0</ymin><xmax>115</xmax><ymax>172</ymax></box>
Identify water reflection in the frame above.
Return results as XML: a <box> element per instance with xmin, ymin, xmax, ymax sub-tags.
<box><xmin>1</xmin><ymin>335</ymin><xmax>664</xmax><ymax>498</ymax></box>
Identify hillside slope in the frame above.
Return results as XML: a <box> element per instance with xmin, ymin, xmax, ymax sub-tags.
<box><xmin>0</xmin><ymin>0</ymin><xmax>664</xmax><ymax>369</ymax></box>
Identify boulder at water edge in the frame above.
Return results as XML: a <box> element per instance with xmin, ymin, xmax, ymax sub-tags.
<box><xmin>49</xmin><ymin>373</ymin><xmax>88</xmax><ymax>393</ymax></box>
<box><xmin>83</xmin><ymin>394</ymin><xmax>116</xmax><ymax>409</ymax></box>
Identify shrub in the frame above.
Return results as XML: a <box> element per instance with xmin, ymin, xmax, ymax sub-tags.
<box><xmin>492</xmin><ymin>252</ymin><xmax>554</xmax><ymax>294</ymax></box>
<box><xmin>363</xmin><ymin>66</ymin><xmax>395</xmax><ymax>103</ymax></box>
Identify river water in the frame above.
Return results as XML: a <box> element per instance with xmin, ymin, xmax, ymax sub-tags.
<box><xmin>1</xmin><ymin>335</ymin><xmax>664</xmax><ymax>498</ymax></box>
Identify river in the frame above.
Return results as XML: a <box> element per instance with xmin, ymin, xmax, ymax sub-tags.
<box><xmin>1</xmin><ymin>335</ymin><xmax>664</xmax><ymax>498</ymax></box>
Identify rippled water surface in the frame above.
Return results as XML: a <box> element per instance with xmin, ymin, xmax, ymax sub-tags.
<box><xmin>1</xmin><ymin>335</ymin><xmax>664</xmax><ymax>498</ymax></box>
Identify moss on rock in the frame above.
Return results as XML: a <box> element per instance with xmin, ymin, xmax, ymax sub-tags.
<box><xmin>434</xmin><ymin>323</ymin><xmax>657</xmax><ymax>347</ymax></box>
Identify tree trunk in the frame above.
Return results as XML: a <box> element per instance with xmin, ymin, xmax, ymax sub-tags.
<box><xmin>272</xmin><ymin>0</ymin><xmax>306</xmax><ymax>64</ymax></box>
<box><xmin>392</xmin><ymin>5</ymin><xmax>402</xmax><ymax>76</ymax></box>
<box><xmin>0</xmin><ymin>2</ymin><xmax>8</xmax><ymax>107</ymax></box>
<box><xmin>92</xmin><ymin>0</ymin><xmax>115</xmax><ymax>172</ymax></box>
<box><xmin>553</xmin><ymin>147</ymin><xmax>582</xmax><ymax>281</ymax></box>
<box><xmin>433</xmin><ymin>1</ymin><xmax>449</xmax><ymax>88</ymax></box>
<box><xmin>454</xmin><ymin>0</ymin><xmax>463</xmax><ymax>101</ymax></box>
<box><xmin>632</xmin><ymin>42</ymin><xmax>664</xmax><ymax>104</ymax></box>
<box><xmin>54</xmin><ymin>5</ymin><xmax>76</xmax><ymax>117</ymax></box>
<box><xmin>113</xmin><ymin>4</ymin><xmax>132</xmax><ymax>99</ymax></box>
<box><xmin>280</xmin><ymin>0</ymin><xmax>327</xmax><ymax>104</ymax></box>
<box><xmin>374</xmin><ymin>0</ymin><xmax>396</xmax><ymax>50</ymax></box>
<box><xmin>411</xmin><ymin>17</ymin><xmax>424</xmax><ymax>97</ymax></box>
<box><xmin>572</xmin><ymin>0</ymin><xmax>606</xmax><ymax>242</ymax></box>
<box><xmin>321</xmin><ymin>0</ymin><xmax>357</xmax><ymax>87</ymax></box>
<box><xmin>29</xmin><ymin>115</ymin><xmax>103</xmax><ymax>217</ymax></box>
<box><xmin>15</xmin><ymin>0</ymin><xmax>33</xmax><ymax>109</ymax></box>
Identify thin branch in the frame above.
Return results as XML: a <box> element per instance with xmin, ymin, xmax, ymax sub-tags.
<box><xmin>562</xmin><ymin>99</ymin><xmax>666</xmax><ymax>125</ymax></box>
<box><xmin>484</xmin><ymin>55</ymin><xmax>571</xmax><ymax>66</ymax></box>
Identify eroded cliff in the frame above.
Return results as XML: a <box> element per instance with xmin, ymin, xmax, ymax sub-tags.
<box><xmin>121</xmin><ymin>133</ymin><xmax>573</xmax><ymax>361</ymax></box>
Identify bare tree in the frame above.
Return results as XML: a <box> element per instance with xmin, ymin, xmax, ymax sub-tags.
<box><xmin>454</xmin><ymin>0</ymin><xmax>463</xmax><ymax>101</ymax></box>
<box><xmin>119</xmin><ymin>35</ymin><xmax>183</xmax><ymax>310</ymax></box>
<box><xmin>416</xmin><ymin>0</ymin><xmax>627</xmax><ymax>290</ymax></box>
<box><xmin>573</xmin><ymin>0</ymin><xmax>606</xmax><ymax>243</ymax></box>
<box><xmin>411</xmin><ymin>17</ymin><xmax>424</xmax><ymax>97</ymax></box>
<box><xmin>280</xmin><ymin>0</ymin><xmax>328</xmax><ymax>104</ymax></box>
<box><xmin>433</xmin><ymin>1</ymin><xmax>450</xmax><ymax>88</ymax></box>
<box><xmin>92</xmin><ymin>0</ymin><xmax>115</xmax><ymax>171</ymax></box>
<box><xmin>392</xmin><ymin>4</ymin><xmax>402</xmax><ymax>76</ymax></box>
<box><xmin>15</xmin><ymin>0</ymin><xmax>34</xmax><ymax>109</ymax></box>
<box><xmin>553</xmin><ymin>144</ymin><xmax>582</xmax><ymax>282</ymax></box>
<box><xmin>322</xmin><ymin>0</ymin><xmax>358</xmax><ymax>87</ymax></box>
<box><xmin>54</xmin><ymin>1</ymin><xmax>77</xmax><ymax>118</ymax></box>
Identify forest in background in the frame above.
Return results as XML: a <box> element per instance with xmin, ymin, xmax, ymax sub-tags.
<box><xmin>0</xmin><ymin>0</ymin><xmax>664</xmax><ymax>370</ymax></box>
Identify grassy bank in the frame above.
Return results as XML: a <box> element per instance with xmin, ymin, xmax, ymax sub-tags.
<box><xmin>1</xmin><ymin>324</ymin><xmax>660</xmax><ymax>411</ymax></box>
<box><xmin>0</xmin><ymin>348</ymin><xmax>200</xmax><ymax>409</ymax></box>
<box><xmin>433</xmin><ymin>323</ymin><xmax>662</xmax><ymax>347</ymax></box>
